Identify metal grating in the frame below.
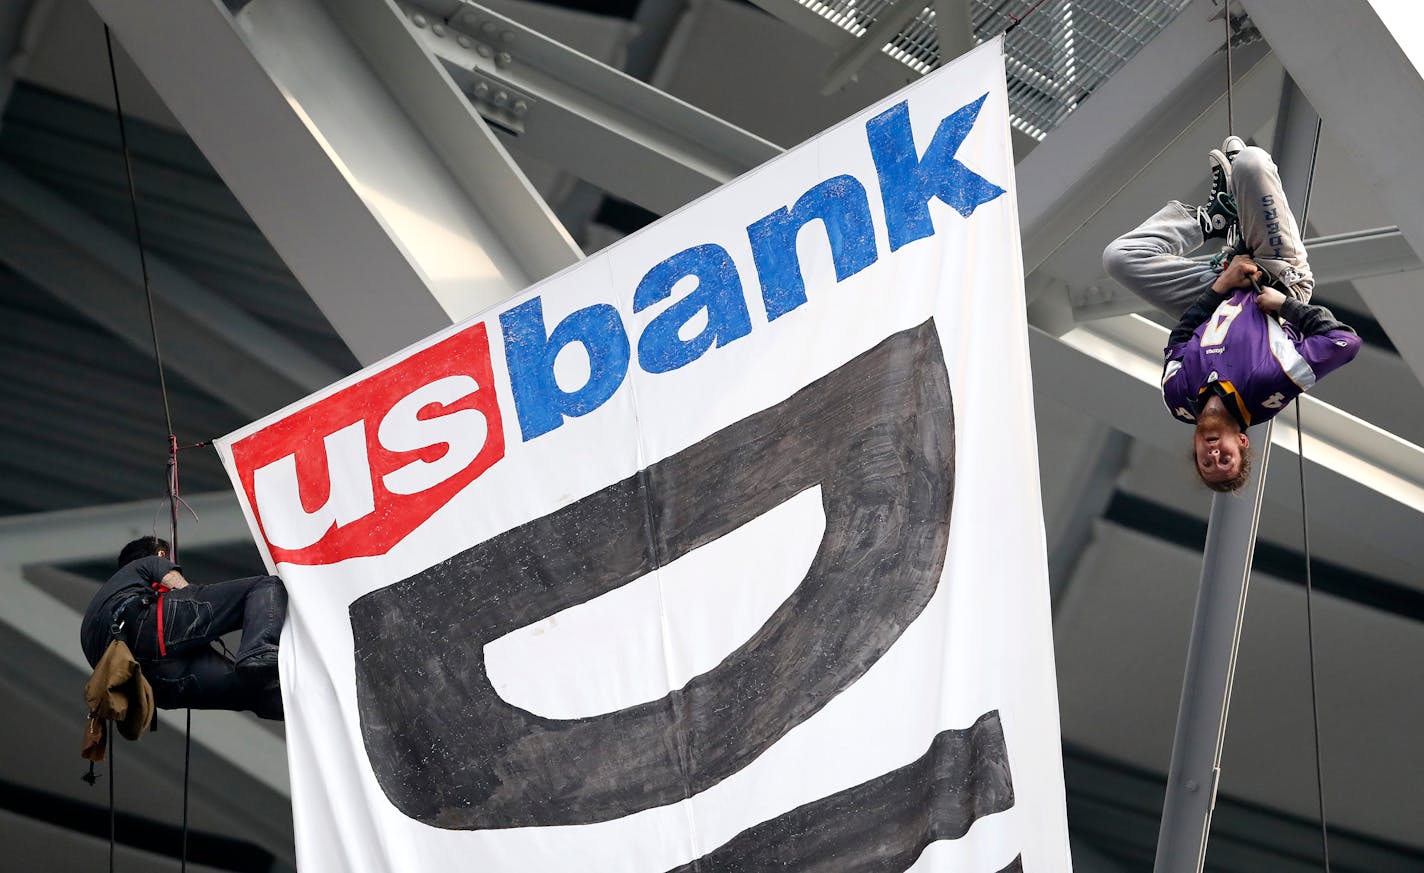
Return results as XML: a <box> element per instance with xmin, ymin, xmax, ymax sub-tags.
<box><xmin>790</xmin><ymin>0</ymin><xmax>1194</xmax><ymax>139</ymax></box>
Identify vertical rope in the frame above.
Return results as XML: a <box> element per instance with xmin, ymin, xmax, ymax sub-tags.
<box><xmin>182</xmin><ymin>710</ymin><xmax>192</xmax><ymax>870</ymax></box>
<box><xmin>104</xmin><ymin>23</ymin><xmax>192</xmax><ymax>873</ymax></box>
<box><xmin>1293</xmin><ymin>114</ymin><xmax>1332</xmax><ymax>873</ymax></box>
<box><xmin>102</xmin><ymin>27</ymin><xmax>172</xmax><ymax>442</ymax></box>
<box><xmin>108</xmin><ymin>731</ymin><xmax>115</xmax><ymax>873</ymax></box>
<box><xmin>1224</xmin><ymin>3</ymin><xmax>1234</xmax><ymax>135</ymax></box>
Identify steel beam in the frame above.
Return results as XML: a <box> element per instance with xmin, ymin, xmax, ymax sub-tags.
<box><xmin>0</xmin><ymin>162</ymin><xmax>342</xmax><ymax>419</ymax></box>
<box><xmin>1018</xmin><ymin>0</ymin><xmax>1266</xmax><ymax>278</ymax></box>
<box><xmin>88</xmin><ymin>0</ymin><xmax>580</xmax><ymax>366</ymax></box>
<box><xmin>1046</xmin><ymin>426</ymin><xmax>1131</xmax><ymax>607</ymax></box>
<box><xmin>1304</xmin><ymin>228</ymin><xmax>1421</xmax><ymax>286</ymax></box>
<box><xmin>1241</xmin><ymin>0</ymin><xmax>1424</xmax><ymax>388</ymax></box>
<box><xmin>402</xmin><ymin>1</ymin><xmax>779</xmax><ymax>217</ymax></box>
<box><xmin>0</xmin><ymin>490</ymin><xmax>247</xmax><ymax>565</ymax></box>
<box><xmin>1179</xmin><ymin>228</ymin><xmax>1422</xmax><ymax>290</ymax></box>
<box><xmin>0</xmin><ymin>0</ymin><xmax>51</xmax><ymax>121</ymax></box>
<box><xmin>932</xmin><ymin>0</ymin><xmax>974</xmax><ymax>62</ymax></box>
<box><xmin>821</xmin><ymin>0</ymin><xmax>926</xmax><ymax>95</ymax></box>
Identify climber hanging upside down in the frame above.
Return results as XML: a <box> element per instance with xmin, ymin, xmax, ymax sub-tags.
<box><xmin>1102</xmin><ymin>136</ymin><xmax>1362</xmax><ymax>492</ymax></box>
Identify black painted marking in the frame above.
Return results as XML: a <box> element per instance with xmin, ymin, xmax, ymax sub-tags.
<box><xmin>350</xmin><ymin>320</ymin><xmax>955</xmax><ymax>829</ymax></box>
<box><xmin>664</xmin><ymin>711</ymin><xmax>1015</xmax><ymax>873</ymax></box>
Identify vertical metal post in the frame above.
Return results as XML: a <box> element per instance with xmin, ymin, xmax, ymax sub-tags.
<box><xmin>1151</xmin><ymin>74</ymin><xmax>1319</xmax><ymax>873</ymax></box>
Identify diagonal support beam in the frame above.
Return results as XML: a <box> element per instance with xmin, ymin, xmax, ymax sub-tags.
<box><xmin>821</xmin><ymin>0</ymin><xmax>927</xmax><ymax>95</ymax></box>
<box><xmin>0</xmin><ymin>161</ymin><xmax>342</xmax><ymax>419</ymax></box>
<box><xmin>89</xmin><ymin>0</ymin><xmax>581</xmax><ymax>365</ymax></box>
<box><xmin>932</xmin><ymin>0</ymin><xmax>974</xmax><ymax>62</ymax></box>
<box><xmin>1241</xmin><ymin>0</ymin><xmax>1424</xmax><ymax>388</ymax></box>
<box><xmin>402</xmin><ymin>0</ymin><xmax>780</xmax><ymax>217</ymax></box>
<box><xmin>0</xmin><ymin>0</ymin><xmax>52</xmax><ymax>122</ymax></box>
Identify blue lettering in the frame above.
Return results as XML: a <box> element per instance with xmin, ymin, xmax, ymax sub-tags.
<box><xmin>747</xmin><ymin>174</ymin><xmax>878</xmax><ymax>321</ymax></box>
<box><xmin>866</xmin><ymin>94</ymin><xmax>1005</xmax><ymax>251</ymax></box>
<box><xmin>634</xmin><ymin>244</ymin><xmax>752</xmax><ymax>374</ymax></box>
<box><xmin>500</xmin><ymin>297</ymin><xmax>630</xmax><ymax>440</ymax></box>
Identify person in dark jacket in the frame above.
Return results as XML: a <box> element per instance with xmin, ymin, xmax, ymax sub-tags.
<box><xmin>80</xmin><ymin>536</ymin><xmax>286</xmax><ymax>720</ymax></box>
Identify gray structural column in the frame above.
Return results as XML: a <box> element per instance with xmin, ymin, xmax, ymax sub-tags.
<box><xmin>87</xmin><ymin>0</ymin><xmax>581</xmax><ymax>366</ymax></box>
<box><xmin>1151</xmin><ymin>76</ymin><xmax>1319</xmax><ymax>873</ymax></box>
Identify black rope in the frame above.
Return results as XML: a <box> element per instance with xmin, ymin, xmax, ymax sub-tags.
<box><xmin>104</xmin><ymin>23</ymin><xmax>193</xmax><ymax>873</ymax></box>
<box><xmin>1293</xmin><ymin>113</ymin><xmax>1333</xmax><ymax>873</ymax></box>
<box><xmin>1224</xmin><ymin>2</ymin><xmax>1234</xmax><ymax>135</ymax></box>
<box><xmin>182</xmin><ymin>710</ymin><xmax>192</xmax><ymax>869</ymax></box>
<box><xmin>1220</xmin><ymin>2</ymin><xmax>1331</xmax><ymax>861</ymax></box>
<box><xmin>1002</xmin><ymin>0</ymin><xmax>1049</xmax><ymax>35</ymax></box>
<box><xmin>103</xmin><ymin>27</ymin><xmax>172</xmax><ymax>442</ymax></box>
<box><xmin>108</xmin><ymin>732</ymin><xmax>115</xmax><ymax>873</ymax></box>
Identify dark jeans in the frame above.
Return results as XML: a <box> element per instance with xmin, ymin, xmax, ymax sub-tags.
<box><xmin>128</xmin><ymin>575</ymin><xmax>287</xmax><ymax>721</ymax></box>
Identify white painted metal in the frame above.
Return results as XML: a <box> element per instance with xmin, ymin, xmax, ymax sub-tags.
<box><xmin>0</xmin><ymin>490</ymin><xmax>247</xmax><ymax>565</ymax></box>
<box><xmin>1181</xmin><ymin>228</ymin><xmax>1421</xmax><ymax>287</ymax></box>
<box><xmin>87</xmin><ymin>0</ymin><xmax>579</xmax><ymax>366</ymax></box>
<box><xmin>401</xmin><ymin>0</ymin><xmax>780</xmax><ymax>216</ymax></box>
<box><xmin>1306</xmin><ymin>228</ymin><xmax>1421</xmax><ymax>285</ymax></box>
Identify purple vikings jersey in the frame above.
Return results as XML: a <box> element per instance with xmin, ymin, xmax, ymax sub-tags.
<box><xmin>1162</xmin><ymin>288</ymin><xmax>1361</xmax><ymax>427</ymax></box>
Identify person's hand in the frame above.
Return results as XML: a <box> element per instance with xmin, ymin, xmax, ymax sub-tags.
<box><xmin>161</xmin><ymin>569</ymin><xmax>190</xmax><ymax>590</ymax></box>
<box><xmin>1255</xmin><ymin>287</ymin><xmax>1287</xmax><ymax>314</ymax></box>
<box><xmin>1211</xmin><ymin>254</ymin><xmax>1262</xmax><ymax>293</ymax></box>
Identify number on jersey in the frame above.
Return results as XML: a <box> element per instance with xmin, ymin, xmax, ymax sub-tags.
<box><xmin>1201</xmin><ymin>302</ymin><xmax>1243</xmax><ymax>347</ymax></box>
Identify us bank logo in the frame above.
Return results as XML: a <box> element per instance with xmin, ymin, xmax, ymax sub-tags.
<box><xmin>230</xmin><ymin>94</ymin><xmax>1004</xmax><ymax>567</ymax></box>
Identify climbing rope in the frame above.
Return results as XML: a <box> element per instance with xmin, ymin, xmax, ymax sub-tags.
<box><xmin>1223</xmin><ymin>3</ymin><xmax>1234</xmax><ymax>136</ymax></box>
<box><xmin>1001</xmin><ymin>0</ymin><xmax>1050</xmax><ymax>36</ymax></box>
<box><xmin>1291</xmin><ymin>111</ymin><xmax>1333</xmax><ymax>873</ymax></box>
<box><xmin>102</xmin><ymin>23</ymin><xmax>195</xmax><ymax>873</ymax></box>
<box><xmin>1223</xmin><ymin>2</ymin><xmax>1332</xmax><ymax>866</ymax></box>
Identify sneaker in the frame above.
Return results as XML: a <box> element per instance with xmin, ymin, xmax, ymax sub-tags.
<box><xmin>236</xmin><ymin>646</ymin><xmax>279</xmax><ymax>678</ymax></box>
<box><xmin>1222</xmin><ymin>135</ymin><xmax>1246</xmax><ymax>162</ymax></box>
<box><xmin>1198</xmin><ymin>148</ymin><xmax>1238</xmax><ymax>240</ymax></box>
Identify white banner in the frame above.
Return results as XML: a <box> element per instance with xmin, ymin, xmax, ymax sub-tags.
<box><xmin>217</xmin><ymin>37</ymin><xmax>1069</xmax><ymax>873</ymax></box>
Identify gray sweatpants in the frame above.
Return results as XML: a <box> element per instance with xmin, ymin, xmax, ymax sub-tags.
<box><xmin>1102</xmin><ymin>145</ymin><xmax>1313</xmax><ymax>318</ymax></box>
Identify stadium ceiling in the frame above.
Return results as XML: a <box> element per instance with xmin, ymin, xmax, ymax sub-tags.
<box><xmin>0</xmin><ymin>1</ymin><xmax>1420</xmax><ymax>870</ymax></box>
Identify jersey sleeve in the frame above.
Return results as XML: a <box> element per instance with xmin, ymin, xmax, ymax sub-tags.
<box><xmin>1298</xmin><ymin>329</ymin><xmax>1362</xmax><ymax>381</ymax></box>
<box><xmin>1279</xmin><ymin>298</ymin><xmax>1363</xmax><ymax>382</ymax></box>
<box><xmin>1161</xmin><ymin>347</ymin><xmax>1197</xmax><ymax>423</ymax></box>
